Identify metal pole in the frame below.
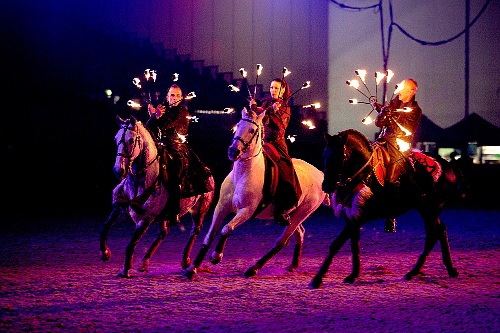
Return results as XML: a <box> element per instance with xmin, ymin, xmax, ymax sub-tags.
<box><xmin>465</xmin><ymin>0</ymin><xmax>470</xmax><ymax>118</ymax></box>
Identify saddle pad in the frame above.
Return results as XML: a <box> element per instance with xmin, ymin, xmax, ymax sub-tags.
<box><xmin>409</xmin><ymin>151</ymin><xmax>442</xmax><ymax>182</ymax></box>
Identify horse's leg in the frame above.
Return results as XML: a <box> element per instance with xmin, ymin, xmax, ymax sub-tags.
<box><xmin>100</xmin><ymin>207</ymin><xmax>123</xmax><ymax>261</ymax></box>
<box><xmin>405</xmin><ymin>215</ymin><xmax>439</xmax><ymax>280</ymax></box>
<box><xmin>309</xmin><ymin>223</ymin><xmax>354</xmax><ymax>289</ymax></box>
<box><xmin>117</xmin><ymin>220</ymin><xmax>151</xmax><ymax>278</ymax></box>
<box><xmin>184</xmin><ymin>196</ymin><xmax>231</xmax><ymax>280</ymax></box>
<box><xmin>139</xmin><ymin>219</ymin><xmax>169</xmax><ymax>272</ymax></box>
<box><xmin>436</xmin><ymin>219</ymin><xmax>459</xmax><ymax>278</ymax></box>
<box><xmin>344</xmin><ymin>221</ymin><xmax>361</xmax><ymax>284</ymax></box>
<box><xmin>286</xmin><ymin>224</ymin><xmax>305</xmax><ymax>272</ymax></box>
<box><xmin>181</xmin><ymin>196</ymin><xmax>209</xmax><ymax>270</ymax></box>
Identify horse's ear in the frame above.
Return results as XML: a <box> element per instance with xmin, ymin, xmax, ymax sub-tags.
<box><xmin>256</xmin><ymin>109</ymin><xmax>266</xmax><ymax>122</ymax></box>
<box><xmin>130</xmin><ymin>116</ymin><xmax>137</xmax><ymax>126</ymax></box>
<box><xmin>116</xmin><ymin>115</ymin><xmax>125</xmax><ymax>126</ymax></box>
<box><xmin>324</xmin><ymin>133</ymin><xmax>334</xmax><ymax>144</ymax></box>
<box><xmin>241</xmin><ymin>107</ymin><xmax>249</xmax><ymax>118</ymax></box>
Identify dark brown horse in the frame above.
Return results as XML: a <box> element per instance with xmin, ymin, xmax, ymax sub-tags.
<box><xmin>310</xmin><ymin>129</ymin><xmax>460</xmax><ymax>288</ymax></box>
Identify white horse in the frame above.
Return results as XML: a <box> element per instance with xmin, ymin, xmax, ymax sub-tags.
<box><xmin>100</xmin><ymin>116</ymin><xmax>214</xmax><ymax>278</ymax></box>
<box><xmin>184</xmin><ymin>108</ymin><xmax>328</xmax><ymax>280</ymax></box>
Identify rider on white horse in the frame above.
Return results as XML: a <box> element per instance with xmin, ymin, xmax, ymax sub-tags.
<box><xmin>250</xmin><ymin>78</ymin><xmax>301</xmax><ymax>226</ymax></box>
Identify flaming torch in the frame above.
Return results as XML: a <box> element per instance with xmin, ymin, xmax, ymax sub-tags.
<box><xmin>239</xmin><ymin>67</ymin><xmax>253</xmax><ymax>97</ymax></box>
<box><xmin>254</xmin><ymin>64</ymin><xmax>263</xmax><ymax>99</ymax></box>
<box><xmin>185</xmin><ymin>91</ymin><xmax>196</xmax><ymax>100</ymax></box>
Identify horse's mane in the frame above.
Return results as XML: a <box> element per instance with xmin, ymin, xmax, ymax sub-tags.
<box><xmin>338</xmin><ymin>129</ymin><xmax>372</xmax><ymax>152</ymax></box>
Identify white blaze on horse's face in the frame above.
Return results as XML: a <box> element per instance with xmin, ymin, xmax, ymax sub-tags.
<box><xmin>114</xmin><ymin>118</ymin><xmax>141</xmax><ymax>179</ymax></box>
<box><xmin>228</xmin><ymin>108</ymin><xmax>264</xmax><ymax>161</ymax></box>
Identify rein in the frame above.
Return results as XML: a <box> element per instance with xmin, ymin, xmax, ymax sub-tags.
<box><xmin>117</xmin><ymin>123</ymin><xmax>159</xmax><ymax>177</ymax></box>
<box><xmin>232</xmin><ymin>118</ymin><xmax>262</xmax><ymax>161</ymax></box>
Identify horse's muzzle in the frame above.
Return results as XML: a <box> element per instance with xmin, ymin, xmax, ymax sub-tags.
<box><xmin>228</xmin><ymin>147</ymin><xmax>240</xmax><ymax>161</ymax></box>
<box><xmin>114</xmin><ymin>166</ymin><xmax>126</xmax><ymax>180</ymax></box>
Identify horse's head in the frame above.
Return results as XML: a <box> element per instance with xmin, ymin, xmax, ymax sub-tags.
<box><xmin>228</xmin><ymin>108</ymin><xmax>264</xmax><ymax>161</ymax></box>
<box><xmin>114</xmin><ymin>116</ymin><xmax>142</xmax><ymax>179</ymax></box>
<box><xmin>322</xmin><ymin>132</ymin><xmax>347</xmax><ymax>193</ymax></box>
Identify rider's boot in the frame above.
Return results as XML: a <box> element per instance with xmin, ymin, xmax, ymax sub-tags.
<box><xmin>384</xmin><ymin>164</ymin><xmax>400</xmax><ymax>233</ymax></box>
<box><xmin>166</xmin><ymin>183</ymin><xmax>181</xmax><ymax>226</ymax></box>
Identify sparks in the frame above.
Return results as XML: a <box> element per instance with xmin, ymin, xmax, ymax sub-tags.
<box><xmin>346</xmin><ymin>80</ymin><xmax>359</xmax><ymax>89</ymax></box>
<box><xmin>396</xmin><ymin>138</ymin><xmax>410</xmax><ymax>152</ymax></box>
<box><xmin>283</xmin><ymin>67</ymin><xmax>291</xmax><ymax>77</ymax></box>
<box><xmin>228</xmin><ymin>85</ymin><xmax>240</xmax><ymax>92</ymax></box>
<box><xmin>355</xmin><ymin>69</ymin><xmax>367</xmax><ymax>83</ymax></box>
<box><xmin>132</xmin><ymin>78</ymin><xmax>142</xmax><ymax>89</ymax></box>
<box><xmin>386</xmin><ymin>69</ymin><xmax>394</xmax><ymax>83</ymax></box>
<box><xmin>301</xmin><ymin>81</ymin><xmax>311</xmax><ymax>89</ymax></box>
<box><xmin>239</xmin><ymin>68</ymin><xmax>247</xmax><ymax>78</ymax></box>
<box><xmin>127</xmin><ymin>100</ymin><xmax>141</xmax><ymax>108</ymax></box>
<box><xmin>185</xmin><ymin>92</ymin><xmax>196</xmax><ymax>100</ymax></box>
<box><xmin>301</xmin><ymin>120</ymin><xmax>316</xmax><ymax>130</ymax></box>
<box><xmin>256</xmin><ymin>64</ymin><xmax>263</xmax><ymax>76</ymax></box>
<box><xmin>375</xmin><ymin>72</ymin><xmax>386</xmax><ymax>85</ymax></box>
<box><xmin>173</xmin><ymin>73</ymin><xmax>179</xmax><ymax>82</ymax></box>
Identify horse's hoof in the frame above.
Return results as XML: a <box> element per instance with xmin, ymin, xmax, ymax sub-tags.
<box><xmin>343</xmin><ymin>275</ymin><xmax>356</xmax><ymax>284</ymax></box>
<box><xmin>309</xmin><ymin>277</ymin><xmax>323</xmax><ymax>289</ymax></box>
<box><xmin>183</xmin><ymin>269</ymin><xmax>196</xmax><ymax>281</ymax></box>
<box><xmin>209</xmin><ymin>252</ymin><xmax>223</xmax><ymax>265</ymax></box>
<box><xmin>286</xmin><ymin>264</ymin><xmax>298</xmax><ymax>272</ymax></box>
<box><xmin>100</xmin><ymin>249</ymin><xmax>111</xmax><ymax>261</ymax></box>
<box><xmin>138</xmin><ymin>260</ymin><xmax>149</xmax><ymax>272</ymax></box>
<box><xmin>182</xmin><ymin>258</ymin><xmax>191</xmax><ymax>270</ymax></box>
<box><xmin>448</xmin><ymin>268</ymin><xmax>459</xmax><ymax>278</ymax></box>
<box><xmin>244</xmin><ymin>267</ymin><xmax>258</xmax><ymax>278</ymax></box>
<box><xmin>116</xmin><ymin>270</ymin><xmax>131</xmax><ymax>279</ymax></box>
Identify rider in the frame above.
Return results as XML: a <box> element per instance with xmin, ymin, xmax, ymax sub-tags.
<box><xmin>373</xmin><ymin>78</ymin><xmax>422</xmax><ymax>232</ymax></box>
<box><xmin>250</xmin><ymin>78</ymin><xmax>300</xmax><ymax>226</ymax></box>
<box><xmin>147</xmin><ymin>84</ymin><xmax>211</xmax><ymax>226</ymax></box>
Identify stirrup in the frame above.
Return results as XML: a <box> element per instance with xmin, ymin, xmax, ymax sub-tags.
<box><xmin>385</xmin><ymin>218</ymin><xmax>396</xmax><ymax>233</ymax></box>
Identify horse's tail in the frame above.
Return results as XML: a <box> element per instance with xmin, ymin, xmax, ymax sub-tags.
<box><xmin>322</xmin><ymin>192</ymin><xmax>331</xmax><ymax>207</ymax></box>
<box><xmin>448</xmin><ymin>162</ymin><xmax>469</xmax><ymax>201</ymax></box>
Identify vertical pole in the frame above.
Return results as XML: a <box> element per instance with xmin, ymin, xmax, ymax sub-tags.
<box><xmin>465</xmin><ymin>0</ymin><xmax>470</xmax><ymax>118</ymax></box>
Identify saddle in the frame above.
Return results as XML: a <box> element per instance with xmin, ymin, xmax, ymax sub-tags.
<box><xmin>251</xmin><ymin>142</ymin><xmax>280</xmax><ymax>218</ymax></box>
<box><xmin>370</xmin><ymin>142</ymin><xmax>442</xmax><ymax>186</ymax></box>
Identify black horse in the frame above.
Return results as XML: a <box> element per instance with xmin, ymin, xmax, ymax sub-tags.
<box><xmin>310</xmin><ymin>129</ymin><xmax>461</xmax><ymax>288</ymax></box>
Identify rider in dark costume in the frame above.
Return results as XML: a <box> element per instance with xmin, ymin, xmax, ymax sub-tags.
<box><xmin>250</xmin><ymin>78</ymin><xmax>301</xmax><ymax>226</ymax></box>
<box><xmin>147</xmin><ymin>84</ymin><xmax>212</xmax><ymax>226</ymax></box>
<box><xmin>373</xmin><ymin>78</ymin><xmax>422</xmax><ymax>232</ymax></box>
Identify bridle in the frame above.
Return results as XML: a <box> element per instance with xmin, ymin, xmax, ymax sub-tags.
<box><xmin>231</xmin><ymin>118</ymin><xmax>262</xmax><ymax>160</ymax></box>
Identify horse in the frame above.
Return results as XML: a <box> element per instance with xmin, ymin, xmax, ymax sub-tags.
<box><xmin>100</xmin><ymin>116</ymin><xmax>214</xmax><ymax>278</ymax></box>
<box><xmin>184</xmin><ymin>108</ymin><xmax>328</xmax><ymax>280</ymax></box>
<box><xmin>310</xmin><ymin>129</ymin><xmax>460</xmax><ymax>288</ymax></box>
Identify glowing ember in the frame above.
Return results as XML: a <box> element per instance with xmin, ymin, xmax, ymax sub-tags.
<box><xmin>349</xmin><ymin>99</ymin><xmax>359</xmax><ymax>104</ymax></box>
<box><xmin>375</xmin><ymin>72</ymin><xmax>386</xmax><ymax>85</ymax></box>
<box><xmin>283</xmin><ymin>67</ymin><xmax>291</xmax><ymax>77</ymax></box>
<box><xmin>287</xmin><ymin>135</ymin><xmax>296</xmax><ymax>143</ymax></box>
<box><xmin>396</xmin><ymin>138</ymin><xmax>410</xmax><ymax>152</ymax></box>
<box><xmin>229</xmin><ymin>85</ymin><xmax>240</xmax><ymax>92</ymax></box>
<box><xmin>301</xmin><ymin>120</ymin><xmax>316</xmax><ymax>129</ymax></box>
<box><xmin>127</xmin><ymin>100</ymin><xmax>141</xmax><ymax>108</ymax></box>
<box><xmin>386</xmin><ymin>69</ymin><xmax>394</xmax><ymax>83</ymax></box>
<box><xmin>185</xmin><ymin>92</ymin><xmax>196</xmax><ymax>100</ymax></box>
<box><xmin>355</xmin><ymin>69</ymin><xmax>367</xmax><ymax>83</ymax></box>
<box><xmin>346</xmin><ymin>80</ymin><xmax>359</xmax><ymax>89</ymax></box>
<box><xmin>362</xmin><ymin>116</ymin><xmax>373</xmax><ymax>125</ymax></box>
<box><xmin>132</xmin><ymin>78</ymin><xmax>142</xmax><ymax>89</ymax></box>
<box><xmin>301</xmin><ymin>81</ymin><xmax>311</xmax><ymax>89</ymax></box>
<box><xmin>239</xmin><ymin>68</ymin><xmax>247</xmax><ymax>78</ymax></box>
<box><xmin>256</xmin><ymin>64</ymin><xmax>263</xmax><ymax>76</ymax></box>
<box><xmin>173</xmin><ymin>73</ymin><xmax>179</xmax><ymax>82</ymax></box>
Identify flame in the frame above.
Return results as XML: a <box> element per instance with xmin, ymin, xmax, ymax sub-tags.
<box><xmin>386</xmin><ymin>69</ymin><xmax>394</xmax><ymax>83</ymax></box>
<box><xmin>396</xmin><ymin>138</ymin><xmax>410</xmax><ymax>152</ymax></box>
<box><xmin>396</xmin><ymin>107</ymin><xmax>412</xmax><ymax>113</ymax></box>
<box><xmin>232</xmin><ymin>125</ymin><xmax>238</xmax><ymax>133</ymax></box>
<box><xmin>349</xmin><ymin>98</ymin><xmax>358</xmax><ymax>104</ymax></box>
<box><xmin>186</xmin><ymin>116</ymin><xmax>199</xmax><ymax>122</ymax></box>
<box><xmin>239</xmin><ymin>68</ymin><xmax>247</xmax><ymax>78</ymax></box>
<box><xmin>287</xmin><ymin>135</ymin><xmax>296</xmax><ymax>143</ymax></box>
<box><xmin>256</xmin><ymin>64</ymin><xmax>263</xmax><ymax>76</ymax></box>
<box><xmin>395</xmin><ymin>122</ymin><xmax>412</xmax><ymax>136</ymax></box>
<box><xmin>132</xmin><ymin>78</ymin><xmax>142</xmax><ymax>89</ymax></box>
<box><xmin>283</xmin><ymin>67</ymin><xmax>291</xmax><ymax>77</ymax></box>
<box><xmin>375</xmin><ymin>72</ymin><xmax>386</xmax><ymax>85</ymax></box>
<box><xmin>144</xmin><ymin>69</ymin><xmax>151</xmax><ymax>80</ymax></box>
<box><xmin>303</xmin><ymin>103</ymin><xmax>321</xmax><ymax>109</ymax></box>
<box><xmin>185</xmin><ymin>92</ymin><xmax>196</xmax><ymax>100</ymax></box>
<box><xmin>177</xmin><ymin>133</ymin><xmax>187</xmax><ymax>143</ymax></box>
<box><xmin>301</xmin><ymin>81</ymin><xmax>311</xmax><ymax>89</ymax></box>
<box><xmin>394</xmin><ymin>81</ymin><xmax>405</xmax><ymax>95</ymax></box>
<box><xmin>224</xmin><ymin>108</ymin><xmax>235</xmax><ymax>114</ymax></box>
<box><xmin>346</xmin><ymin>80</ymin><xmax>359</xmax><ymax>89</ymax></box>
<box><xmin>173</xmin><ymin>73</ymin><xmax>179</xmax><ymax>82</ymax></box>
<box><xmin>355</xmin><ymin>69</ymin><xmax>367</xmax><ymax>83</ymax></box>
<box><xmin>228</xmin><ymin>85</ymin><xmax>240</xmax><ymax>92</ymax></box>
<box><xmin>301</xmin><ymin>120</ymin><xmax>316</xmax><ymax>130</ymax></box>
<box><xmin>362</xmin><ymin>116</ymin><xmax>373</xmax><ymax>125</ymax></box>
<box><xmin>127</xmin><ymin>100</ymin><xmax>141</xmax><ymax>108</ymax></box>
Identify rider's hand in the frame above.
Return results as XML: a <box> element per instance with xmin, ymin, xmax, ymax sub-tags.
<box><xmin>156</xmin><ymin>105</ymin><xmax>166</xmax><ymax>118</ymax></box>
<box><xmin>147</xmin><ymin>104</ymin><xmax>156</xmax><ymax>117</ymax></box>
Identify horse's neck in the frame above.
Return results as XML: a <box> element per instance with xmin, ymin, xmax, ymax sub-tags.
<box><xmin>135</xmin><ymin>124</ymin><xmax>160</xmax><ymax>186</ymax></box>
<box><xmin>232</xmin><ymin>145</ymin><xmax>264</xmax><ymax>183</ymax></box>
